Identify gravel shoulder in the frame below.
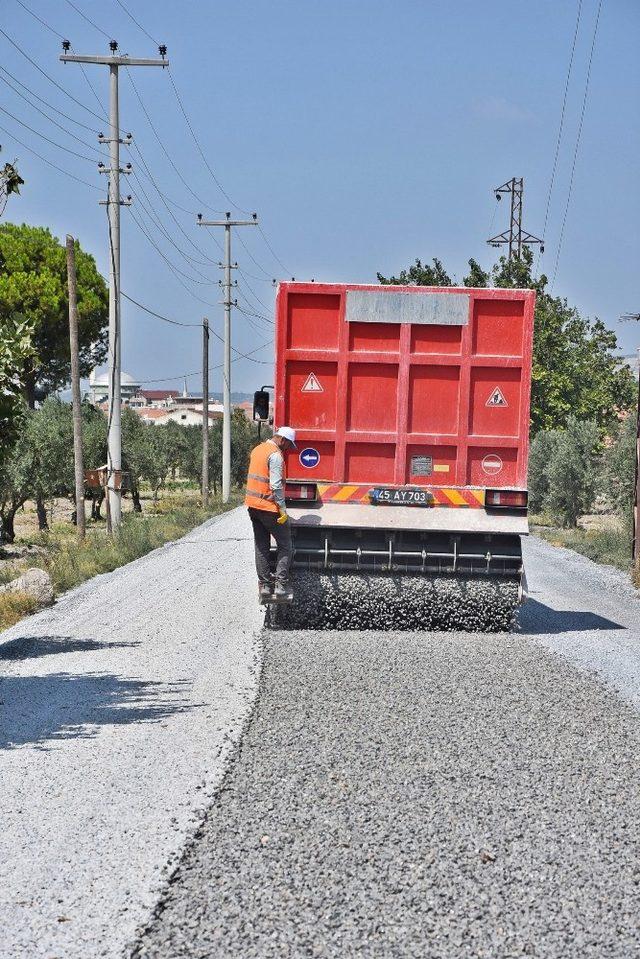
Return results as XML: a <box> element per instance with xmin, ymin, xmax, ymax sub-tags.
<box><xmin>0</xmin><ymin>507</ymin><xmax>262</xmax><ymax>959</ymax></box>
<box><xmin>133</xmin><ymin>537</ymin><xmax>640</xmax><ymax>959</ymax></box>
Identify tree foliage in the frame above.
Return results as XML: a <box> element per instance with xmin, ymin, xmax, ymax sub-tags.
<box><xmin>528</xmin><ymin>417</ymin><xmax>600</xmax><ymax>527</ymax></box>
<box><xmin>0</xmin><ymin>223</ymin><xmax>108</xmax><ymax>405</ymax></box>
<box><xmin>0</xmin><ymin>311</ymin><xmax>36</xmax><ymax>463</ymax></box>
<box><xmin>605</xmin><ymin>412</ymin><xmax>637</xmax><ymax>534</ymax></box>
<box><xmin>378</xmin><ymin>247</ymin><xmax>636</xmax><ymax>434</ymax></box>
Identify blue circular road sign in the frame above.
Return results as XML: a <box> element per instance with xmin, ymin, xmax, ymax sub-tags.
<box><xmin>299</xmin><ymin>447</ymin><xmax>320</xmax><ymax>469</ymax></box>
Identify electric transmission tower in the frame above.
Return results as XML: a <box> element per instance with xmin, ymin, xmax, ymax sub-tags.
<box><xmin>487</xmin><ymin>177</ymin><xmax>544</xmax><ymax>261</ymax></box>
<box><xmin>60</xmin><ymin>40</ymin><xmax>168</xmax><ymax>530</ymax></box>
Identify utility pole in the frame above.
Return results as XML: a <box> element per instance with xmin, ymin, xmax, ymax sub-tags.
<box><xmin>66</xmin><ymin>235</ymin><xmax>85</xmax><ymax>540</ymax></box>
<box><xmin>197</xmin><ymin>211</ymin><xmax>258</xmax><ymax>502</ymax></box>
<box><xmin>61</xmin><ymin>40</ymin><xmax>168</xmax><ymax>530</ymax></box>
<box><xmin>487</xmin><ymin>177</ymin><xmax>544</xmax><ymax>260</ymax></box>
<box><xmin>202</xmin><ymin>317</ymin><xmax>210</xmax><ymax>508</ymax></box>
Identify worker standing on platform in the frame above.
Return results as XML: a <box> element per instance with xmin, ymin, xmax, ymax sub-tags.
<box><xmin>245</xmin><ymin>426</ymin><xmax>297</xmax><ymax>602</ymax></box>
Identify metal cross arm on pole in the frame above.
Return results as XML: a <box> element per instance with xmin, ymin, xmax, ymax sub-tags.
<box><xmin>59</xmin><ymin>40</ymin><xmax>167</xmax><ymax>532</ymax></box>
<box><xmin>60</xmin><ymin>55</ymin><xmax>169</xmax><ymax>67</ymax></box>
<box><xmin>197</xmin><ymin>212</ymin><xmax>259</xmax><ymax>503</ymax></box>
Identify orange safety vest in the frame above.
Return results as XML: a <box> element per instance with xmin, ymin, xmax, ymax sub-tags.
<box><xmin>244</xmin><ymin>440</ymin><xmax>285</xmax><ymax>513</ymax></box>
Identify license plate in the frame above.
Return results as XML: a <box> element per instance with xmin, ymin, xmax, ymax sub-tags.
<box><xmin>370</xmin><ymin>487</ymin><xmax>432</xmax><ymax>506</ymax></box>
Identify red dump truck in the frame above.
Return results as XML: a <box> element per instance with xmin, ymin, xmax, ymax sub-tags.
<box><xmin>256</xmin><ymin>282</ymin><xmax>536</xmax><ymax>630</ymax></box>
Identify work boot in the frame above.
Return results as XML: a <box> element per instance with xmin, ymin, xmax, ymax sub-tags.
<box><xmin>259</xmin><ymin>583</ymin><xmax>274</xmax><ymax>603</ymax></box>
<box><xmin>275</xmin><ymin>584</ymin><xmax>293</xmax><ymax>602</ymax></box>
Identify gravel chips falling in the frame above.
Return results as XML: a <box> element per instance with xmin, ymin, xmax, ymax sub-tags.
<box><xmin>276</xmin><ymin>570</ymin><xmax>520</xmax><ymax>632</ymax></box>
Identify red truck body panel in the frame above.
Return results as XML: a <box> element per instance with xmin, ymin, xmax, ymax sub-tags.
<box><xmin>275</xmin><ymin>283</ymin><xmax>535</xmax><ymax>491</ymax></box>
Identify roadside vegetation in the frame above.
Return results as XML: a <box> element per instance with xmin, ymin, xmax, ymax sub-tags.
<box><xmin>529</xmin><ymin>413</ymin><xmax>636</xmax><ymax>576</ymax></box>
<box><xmin>0</xmin><ymin>395</ymin><xmax>259</xmax><ymax>628</ymax></box>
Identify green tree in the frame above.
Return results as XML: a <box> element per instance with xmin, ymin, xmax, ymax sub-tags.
<box><xmin>143</xmin><ymin>422</ymin><xmax>188</xmax><ymax>500</ymax></box>
<box><xmin>0</xmin><ymin>311</ymin><xmax>35</xmax><ymax>465</ymax></box>
<box><xmin>378</xmin><ymin>257</ymin><xmax>452</xmax><ymax>287</ymax></box>
<box><xmin>0</xmin><ymin>398</ymin><xmax>75</xmax><ymax>540</ymax></box>
<box><xmin>377</xmin><ymin>247</ymin><xmax>636</xmax><ymax>434</ymax></box>
<box><xmin>605</xmin><ymin>412</ymin><xmax>637</xmax><ymax>534</ymax></box>
<box><xmin>0</xmin><ymin>223</ymin><xmax>108</xmax><ymax>406</ymax></box>
<box><xmin>528</xmin><ymin>429</ymin><xmax>560</xmax><ymax>513</ymax></box>
<box><xmin>544</xmin><ymin>417</ymin><xmax>600</xmax><ymax>527</ymax></box>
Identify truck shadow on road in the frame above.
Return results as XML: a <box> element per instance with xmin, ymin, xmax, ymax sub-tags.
<box><xmin>0</xmin><ymin>635</ymin><xmax>140</xmax><ymax>661</ymax></box>
<box><xmin>518</xmin><ymin>598</ymin><xmax>626</xmax><ymax>634</ymax></box>
<box><xmin>0</xmin><ymin>671</ymin><xmax>197</xmax><ymax>750</ymax></box>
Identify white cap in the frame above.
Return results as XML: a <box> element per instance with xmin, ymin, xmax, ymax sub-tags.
<box><xmin>274</xmin><ymin>426</ymin><xmax>297</xmax><ymax>449</ymax></box>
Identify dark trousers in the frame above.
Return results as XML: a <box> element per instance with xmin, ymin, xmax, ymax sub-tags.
<box><xmin>248</xmin><ymin>507</ymin><xmax>293</xmax><ymax>588</ymax></box>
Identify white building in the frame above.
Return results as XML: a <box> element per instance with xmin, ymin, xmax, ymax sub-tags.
<box><xmin>88</xmin><ymin>369</ymin><xmax>141</xmax><ymax>406</ymax></box>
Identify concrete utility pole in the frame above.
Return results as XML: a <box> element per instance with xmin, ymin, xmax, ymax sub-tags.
<box><xmin>66</xmin><ymin>235</ymin><xmax>85</xmax><ymax>540</ymax></box>
<box><xmin>197</xmin><ymin>212</ymin><xmax>258</xmax><ymax>502</ymax></box>
<box><xmin>487</xmin><ymin>177</ymin><xmax>544</xmax><ymax>261</ymax></box>
<box><xmin>61</xmin><ymin>41</ymin><xmax>168</xmax><ymax>529</ymax></box>
<box><xmin>202</xmin><ymin>317</ymin><xmax>210</xmax><ymax>508</ymax></box>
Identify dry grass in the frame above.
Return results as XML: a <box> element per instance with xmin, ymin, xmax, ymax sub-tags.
<box><xmin>0</xmin><ymin>490</ymin><xmax>241</xmax><ymax>630</ymax></box>
<box><xmin>531</xmin><ymin>513</ymin><xmax>633</xmax><ymax>575</ymax></box>
<box><xmin>0</xmin><ymin>590</ymin><xmax>40</xmax><ymax>630</ymax></box>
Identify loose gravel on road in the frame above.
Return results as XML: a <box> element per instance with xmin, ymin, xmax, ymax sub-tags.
<box><xmin>0</xmin><ymin>508</ymin><xmax>262</xmax><ymax>959</ymax></box>
<box><xmin>134</xmin><ymin>537</ymin><xmax>640</xmax><ymax>959</ymax></box>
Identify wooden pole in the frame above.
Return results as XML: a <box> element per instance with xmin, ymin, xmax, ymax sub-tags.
<box><xmin>202</xmin><ymin>317</ymin><xmax>210</xmax><ymax>508</ymax></box>
<box><xmin>66</xmin><ymin>235</ymin><xmax>85</xmax><ymax>540</ymax></box>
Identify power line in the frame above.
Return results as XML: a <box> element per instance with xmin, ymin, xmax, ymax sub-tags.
<box><xmin>121</xmin><ymin>291</ymin><xmax>200</xmax><ymax>327</ymax></box>
<box><xmin>125</xmin><ymin>66</ymin><xmax>225</xmax><ymax>216</ymax></box>
<box><xmin>122</xmin><ymin>292</ymin><xmax>273</xmax><ymax>363</ymax></box>
<box><xmin>550</xmin><ymin>0</ymin><xmax>603</xmax><ymax>291</ymax></box>
<box><xmin>63</xmin><ymin>0</ymin><xmax>112</xmax><ymax>40</ymax></box>
<box><xmin>257</xmin><ymin>222</ymin><xmax>291</xmax><ymax>275</ymax></box>
<box><xmin>12</xmin><ymin>0</ymin><xmax>109</xmax><ymax>123</ymax></box>
<box><xmin>0</xmin><ymin>26</ymin><xmax>109</xmax><ymax>125</ymax></box>
<box><xmin>166</xmin><ymin>67</ymin><xmax>251</xmax><ymax>215</ymax></box>
<box><xmin>235</xmin><ymin>229</ymin><xmax>275</xmax><ymax>278</ymax></box>
<box><xmin>0</xmin><ymin>102</ymin><xmax>98</xmax><ymax>162</ymax></box>
<box><xmin>130</xmin><ymin>174</ymin><xmax>216</xmax><ymax>275</ymax></box>
<box><xmin>130</xmin><ymin>144</ymin><xmax>221</xmax><ymax>261</ymax></box>
<box><xmin>13</xmin><ymin>0</ymin><xmax>65</xmax><ymax>40</ymax></box>
<box><xmin>113</xmin><ymin>0</ymin><xmax>159</xmax><ymax>45</ymax></box>
<box><xmin>0</xmin><ymin>64</ymin><xmax>102</xmax><ymax>134</ymax></box>
<box><xmin>0</xmin><ymin>119</ymin><xmax>103</xmax><ymax>191</ymax></box>
<box><xmin>0</xmin><ymin>72</ymin><xmax>106</xmax><ymax>156</ymax></box>
<box><xmin>128</xmin><ymin>205</ymin><xmax>218</xmax><ymax>291</ymax></box>
<box><xmin>539</xmin><ymin>0</ymin><xmax>583</xmax><ymax>271</ymax></box>
<box><xmin>237</xmin><ymin>277</ymin><xmax>274</xmax><ymax>315</ymax></box>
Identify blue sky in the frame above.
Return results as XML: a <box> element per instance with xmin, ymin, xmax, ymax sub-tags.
<box><xmin>2</xmin><ymin>0</ymin><xmax>639</xmax><ymax>395</ymax></box>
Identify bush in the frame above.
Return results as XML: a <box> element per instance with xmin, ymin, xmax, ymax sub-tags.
<box><xmin>0</xmin><ymin>590</ymin><xmax>39</xmax><ymax>630</ymax></box>
<box><xmin>528</xmin><ymin>417</ymin><xmax>600</xmax><ymax>527</ymax></box>
<box><xmin>606</xmin><ymin>412</ymin><xmax>636</xmax><ymax>535</ymax></box>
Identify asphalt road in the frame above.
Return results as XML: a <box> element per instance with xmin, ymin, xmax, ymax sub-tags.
<box><xmin>133</xmin><ymin>536</ymin><xmax>640</xmax><ymax>959</ymax></box>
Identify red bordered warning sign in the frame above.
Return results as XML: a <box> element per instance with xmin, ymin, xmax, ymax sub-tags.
<box><xmin>486</xmin><ymin>386</ymin><xmax>508</xmax><ymax>407</ymax></box>
<box><xmin>301</xmin><ymin>372</ymin><xmax>324</xmax><ymax>393</ymax></box>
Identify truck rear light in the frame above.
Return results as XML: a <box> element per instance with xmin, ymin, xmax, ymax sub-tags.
<box><xmin>285</xmin><ymin>482</ymin><xmax>317</xmax><ymax>502</ymax></box>
<box><xmin>485</xmin><ymin>489</ymin><xmax>528</xmax><ymax>509</ymax></box>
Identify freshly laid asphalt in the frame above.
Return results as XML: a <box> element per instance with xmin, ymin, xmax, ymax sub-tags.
<box><xmin>132</xmin><ymin>536</ymin><xmax>640</xmax><ymax>959</ymax></box>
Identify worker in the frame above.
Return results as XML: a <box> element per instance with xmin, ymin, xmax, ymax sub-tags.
<box><xmin>245</xmin><ymin>426</ymin><xmax>297</xmax><ymax>602</ymax></box>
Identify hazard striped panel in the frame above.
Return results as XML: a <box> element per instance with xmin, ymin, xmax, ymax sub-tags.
<box><xmin>317</xmin><ymin>484</ymin><xmax>485</xmax><ymax>508</ymax></box>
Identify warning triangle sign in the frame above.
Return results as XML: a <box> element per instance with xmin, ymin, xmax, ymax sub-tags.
<box><xmin>301</xmin><ymin>372</ymin><xmax>324</xmax><ymax>393</ymax></box>
<box><xmin>486</xmin><ymin>386</ymin><xmax>508</xmax><ymax>408</ymax></box>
